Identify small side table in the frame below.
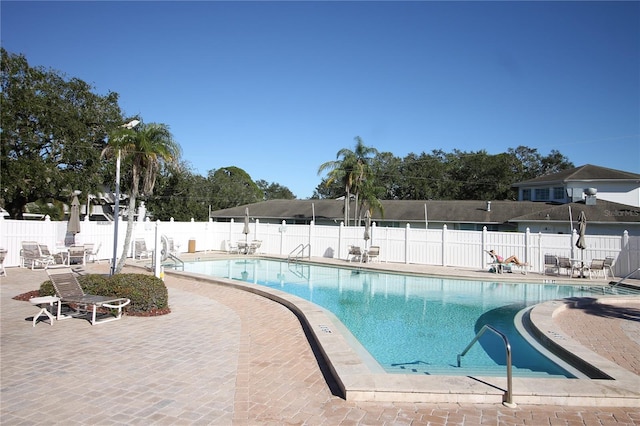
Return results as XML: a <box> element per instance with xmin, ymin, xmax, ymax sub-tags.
<box><xmin>29</xmin><ymin>296</ymin><xmax>61</xmax><ymax>327</ymax></box>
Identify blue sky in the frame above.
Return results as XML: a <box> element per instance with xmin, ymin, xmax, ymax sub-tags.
<box><xmin>2</xmin><ymin>1</ymin><xmax>639</xmax><ymax>199</ymax></box>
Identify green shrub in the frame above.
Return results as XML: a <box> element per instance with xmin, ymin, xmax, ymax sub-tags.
<box><xmin>39</xmin><ymin>273</ymin><xmax>169</xmax><ymax>315</ymax></box>
<box><xmin>108</xmin><ymin>274</ymin><xmax>169</xmax><ymax>314</ymax></box>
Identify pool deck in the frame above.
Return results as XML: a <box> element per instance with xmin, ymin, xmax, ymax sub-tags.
<box><xmin>2</xmin><ymin>253</ymin><xmax>639</xmax><ymax>425</ymax></box>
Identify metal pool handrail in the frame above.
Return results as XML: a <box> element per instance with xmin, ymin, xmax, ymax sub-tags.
<box><xmin>457</xmin><ymin>325</ymin><xmax>516</xmax><ymax>408</ymax></box>
<box><xmin>288</xmin><ymin>243</ymin><xmax>310</xmax><ymax>262</ymax></box>
<box><xmin>611</xmin><ymin>267</ymin><xmax>640</xmax><ymax>287</ymax></box>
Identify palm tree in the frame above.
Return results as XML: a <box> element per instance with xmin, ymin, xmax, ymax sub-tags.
<box><xmin>103</xmin><ymin>121</ymin><xmax>181</xmax><ymax>273</ymax></box>
<box><xmin>318</xmin><ymin>136</ymin><xmax>378</xmax><ymax>226</ymax></box>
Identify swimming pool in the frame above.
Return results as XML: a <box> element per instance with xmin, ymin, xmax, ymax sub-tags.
<box><xmin>183</xmin><ymin>258</ymin><xmax>594</xmax><ymax>378</ymax></box>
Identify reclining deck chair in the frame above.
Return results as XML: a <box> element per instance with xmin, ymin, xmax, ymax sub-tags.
<box><xmin>486</xmin><ymin>250</ymin><xmax>529</xmax><ymax>275</ymax></box>
<box><xmin>21</xmin><ymin>241</ymin><xmax>55</xmax><ymax>269</ymax></box>
<box><xmin>46</xmin><ymin>267</ymin><xmax>130</xmax><ymax>325</ymax></box>
<box><xmin>486</xmin><ymin>250</ymin><xmax>510</xmax><ymax>274</ymax></box>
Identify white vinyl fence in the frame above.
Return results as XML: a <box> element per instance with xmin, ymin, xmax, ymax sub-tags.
<box><xmin>1</xmin><ymin>216</ymin><xmax>639</xmax><ymax>279</ymax></box>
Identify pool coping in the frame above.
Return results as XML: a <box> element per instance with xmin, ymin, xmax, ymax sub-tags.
<box><xmin>167</xmin><ymin>265</ymin><xmax>640</xmax><ymax>407</ymax></box>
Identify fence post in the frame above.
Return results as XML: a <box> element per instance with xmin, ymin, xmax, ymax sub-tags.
<box><xmin>538</xmin><ymin>232</ymin><xmax>543</xmax><ymax>274</ymax></box>
<box><xmin>208</xmin><ymin>218</ymin><xmax>214</xmax><ymax>252</ymax></box>
<box><xmin>525</xmin><ymin>227</ymin><xmax>531</xmax><ymax>265</ymax></box>
<box><xmin>441</xmin><ymin>224</ymin><xmax>447</xmax><ymax>266</ymax></box>
<box><xmin>254</xmin><ymin>218</ymin><xmax>259</xmax><ymax>241</ymax></box>
<box><xmin>339</xmin><ymin>221</ymin><xmax>344</xmax><ymax>260</ymax></box>
<box><xmin>308</xmin><ymin>220</ymin><xmax>314</xmax><ymax>258</ymax></box>
<box><xmin>279</xmin><ymin>220</ymin><xmax>287</xmax><ymax>256</ymax></box>
<box><xmin>482</xmin><ymin>226</ymin><xmax>488</xmax><ymax>268</ymax></box>
<box><xmin>622</xmin><ymin>230</ymin><xmax>630</xmax><ymax>276</ymax></box>
<box><xmin>405</xmin><ymin>224</ymin><xmax>410</xmax><ymax>264</ymax></box>
<box><xmin>154</xmin><ymin>220</ymin><xmax>162</xmax><ymax>278</ymax></box>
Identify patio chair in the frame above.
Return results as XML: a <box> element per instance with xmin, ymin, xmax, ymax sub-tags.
<box><xmin>167</xmin><ymin>238</ymin><xmax>177</xmax><ymax>256</ymax></box>
<box><xmin>0</xmin><ymin>248</ymin><xmax>6</xmax><ymax>276</ymax></box>
<box><xmin>585</xmin><ymin>259</ymin><xmax>606</xmax><ymax>279</ymax></box>
<box><xmin>247</xmin><ymin>240</ymin><xmax>261</xmax><ymax>254</ymax></box>
<box><xmin>225</xmin><ymin>240</ymin><xmax>239</xmax><ymax>254</ymax></box>
<box><xmin>39</xmin><ymin>244</ymin><xmax>66</xmax><ymax>265</ymax></box>
<box><xmin>544</xmin><ymin>254</ymin><xmax>558</xmax><ymax>275</ymax></box>
<box><xmin>67</xmin><ymin>245</ymin><xmax>86</xmax><ymax>265</ymax></box>
<box><xmin>558</xmin><ymin>257</ymin><xmax>573</xmax><ymax>276</ymax></box>
<box><xmin>20</xmin><ymin>241</ymin><xmax>55</xmax><ymax>270</ymax></box>
<box><xmin>365</xmin><ymin>246</ymin><xmax>380</xmax><ymax>263</ymax></box>
<box><xmin>134</xmin><ymin>239</ymin><xmax>152</xmax><ymax>260</ymax></box>
<box><xmin>46</xmin><ymin>267</ymin><xmax>130</xmax><ymax>325</ymax></box>
<box><xmin>603</xmin><ymin>256</ymin><xmax>615</xmax><ymax>279</ymax></box>
<box><xmin>348</xmin><ymin>245</ymin><xmax>362</xmax><ymax>262</ymax></box>
<box><xmin>85</xmin><ymin>242</ymin><xmax>101</xmax><ymax>263</ymax></box>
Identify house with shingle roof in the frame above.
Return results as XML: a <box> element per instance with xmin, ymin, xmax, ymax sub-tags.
<box><xmin>209</xmin><ymin>165</ymin><xmax>640</xmax><ymax>236</ymax></box>
<box><xmin>513</xmin><ymin>164</ymin><xmax>640</xmax><ymax>207</ymax></box>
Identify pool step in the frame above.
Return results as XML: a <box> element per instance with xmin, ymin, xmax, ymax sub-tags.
<box><xmin>385</xmin><ymin>363</ymin><xmax>561</xmax><ymax>378</ymax></box>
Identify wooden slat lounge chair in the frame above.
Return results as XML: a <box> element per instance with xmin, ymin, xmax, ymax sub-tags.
<box><xmin>46</xmin><ymin>267</ymin><xmax>130</xmax><ymax>325</ymax></box>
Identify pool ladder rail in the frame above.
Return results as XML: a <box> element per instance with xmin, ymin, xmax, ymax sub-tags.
<box><xmin>610</xmin><ymin>267</ymin><xmax>640</xmax><ymax>289</ymax></box>
<box><xmin>457</xmin><ymin>325</ymin><xmax>516</xmax><ymax>408</ymax></box>
<box><xmin>288</xmin><ymin>244</ymin><xmax>310</xmax><ymax>263</ymax></box>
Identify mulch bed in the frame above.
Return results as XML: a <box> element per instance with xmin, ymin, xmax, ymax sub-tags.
<box><xmin>13</xmin><ymin>291</ymin><xmax>171</xmax><ymax>317</ymax></box>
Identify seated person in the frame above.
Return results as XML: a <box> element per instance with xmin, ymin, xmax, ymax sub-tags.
<box><xmin>488</xmin><ymin>249</ymin><xmax>527</xmax><ymax>266</ymax></box>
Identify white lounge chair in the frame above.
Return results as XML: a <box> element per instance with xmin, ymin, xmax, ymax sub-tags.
<box><xmin>68</xmin><ymin>245</ymin><xmax>86</xmax><ymax>265</ymax></box>
<box><xmin>544</xmin><ymin>254</ymin><xmax>558</xmax><ymax>275</ymax></box>
<box><xmin>603</xmin><ymin>256</ymin><xmax>615</xmax><ymax>279</ymax></box>
<box><xmin>134</xmin><ymin>239</ymin><xmax>152</xmax><ymax>259</ymax></box>
<box><xmin>46</xmin><ymin>267</ymin><xmax>130</xmax><ymax>325</ymax></box>
<box><xmin>365</xmin><ymin>246</ymin><xmax>380</xmax><ymax>263</ymax></box>
<box><xmin>225</xmin><ymin>240</ymin><xmax>239</xmax><ymax>254</ymax></box>
<box><xmin>85</xmin><ymin>243</ymin><xmax>101</xmax><ymax>263</ymax></box>
<box><xmin>20</xmin><ymin>241</ymin><xmax>55</xmax><ymax>269</ymax></box>
<box><xmin>0</xmin><ymin>249</ymin><xmax>6</xmax><ymax>276</ymax></box>
<box><xmin>348</xmin><ymin>246</ymin><xmax>362</xmax><ymax>262</ymax></box>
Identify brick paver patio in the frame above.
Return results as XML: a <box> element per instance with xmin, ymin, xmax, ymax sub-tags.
<box><xmin>1</xmin><ymin>260</ymin><xmax>639</xmax><ymax>425</ymax></box>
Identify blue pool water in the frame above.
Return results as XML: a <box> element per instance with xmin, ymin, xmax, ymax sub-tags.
<box><xmin>183</xmin><ymin>259</ymin><xmax>594</xmax><ymax>377</ymax></box>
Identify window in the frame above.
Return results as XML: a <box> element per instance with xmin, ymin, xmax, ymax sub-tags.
<box><xmin>522</xmin><ymin>189</ymin><xmax>531</xmax><ymax>201</ymax></box>
<box><xmin>535</xmin><ymin>188</ymin><xmax>550</xmax><ymax>201</ymax></box>
<box><xmin>553</xmin><ymin>187</ymin><xmax>564</xmax><ymax>200</ymax></box>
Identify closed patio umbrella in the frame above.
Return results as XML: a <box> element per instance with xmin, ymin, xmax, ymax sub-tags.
<box><xmin>576</xmin><ymin>211</ymin><xmax>587</xmax><ymax>250</ymax></box>
<box><xmin>575</xmin><ymin>211</ymin><xmax>587</xmax><ymax>277</ymax></box>
<box><xmin>67</xmin><ymin>195</ymin><xmax>81</xmax><ymax>237</ymax></box>
<box><xmin>243</xmin><ymin>207</ymin><xmax>250</xmax><ymax>250</ymax></box>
